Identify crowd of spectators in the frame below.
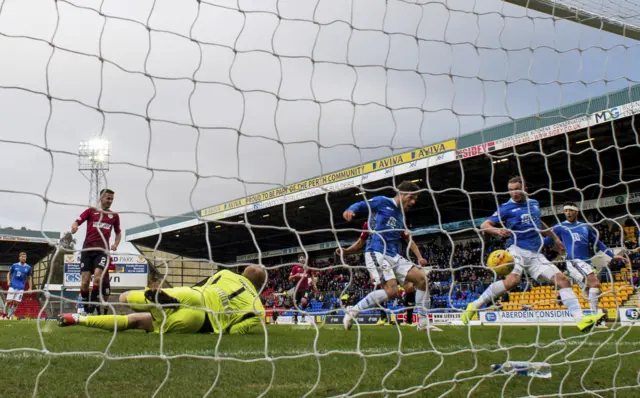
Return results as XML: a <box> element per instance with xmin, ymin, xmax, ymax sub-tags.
<box><xmin>260</xmin><ymin>238</ymin><xmax>517</xmax><ymax>310</ymax></box>
<box><xmin>262</xmin><ymin>254</ymin><xmax>375</xmax><ymax>308</ymax></box>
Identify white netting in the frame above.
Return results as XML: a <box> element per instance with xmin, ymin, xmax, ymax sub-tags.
<box><xmin>1</xmin><ymin>0</ymin><xmax>640</xmax><ymax>396</ymax></box>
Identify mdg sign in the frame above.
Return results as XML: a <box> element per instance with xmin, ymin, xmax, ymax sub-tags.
<box><xmin>594</xmin><ymin>107</ymin><xmax>620</xmax><ymax>123</ymax></box>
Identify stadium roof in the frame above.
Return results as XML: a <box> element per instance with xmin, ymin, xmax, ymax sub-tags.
<box><xmin>126</xmin><ymin>84</ymin><xmax>640</xmax><ymax>263</ymax></box>
<box><xmin>0</xmin><ymin>228</ymin><xmax>60</xmax><ymax>268</ymax></box>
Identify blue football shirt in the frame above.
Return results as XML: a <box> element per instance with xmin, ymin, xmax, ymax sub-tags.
<box><xmin>347</xmin><ymin>196</ymin><xmax>406</xmax><ymax>256</ymax></box>
<box><xmin>487</xmin><ymin>198</ymin><xmax>544</xmax><ymax>252</ymax></box>
<box><xmin>9</xmin><ymin>263</ymin><xmax>32</xmax><ymax>290</ymax></box>
<box><xmin>544</xmin><ymin>221</ymin><xmax>614</xmax><ymax>260</ymax></box>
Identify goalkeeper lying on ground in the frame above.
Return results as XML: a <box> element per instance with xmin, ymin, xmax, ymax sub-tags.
<box><xmin>58</xmin><ymin>266</ymin><xmax>266</xmax><ymax>335</ymax></box>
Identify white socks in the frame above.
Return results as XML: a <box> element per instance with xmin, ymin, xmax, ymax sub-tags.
<box><xmin>472</xmin><ymin>281</ymin><xmax>506</xmax><ymax>309</ymax></box>
<box><xmin>559</xmin><ymin>287</ymin><xmax>584</xmax><ymax>321</ymax></box>
<box><xmin>353</xmin><ymin>289</ymin><xmax>388</xmax><ymax>312</ymax></box>
<box><xmin>589</xmin><ymin>288</ymin><xmax>600</xmax><ymax>315</ymax></box>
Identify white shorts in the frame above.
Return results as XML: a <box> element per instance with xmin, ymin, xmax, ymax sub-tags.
<box><xmin>7</xmin><ymin>287</ymin><xmax>24</xmax><ymax>303</ymax></box>
<box><xmin>565</xmin><ymin>259</ymin><xmax>594</xmax><ymax>289</ymax></box>
<box><xmin>507</xmin><ymin>245</ymin><xmax>561</xmax><ymax>282</ymax></box>
<box><xmin>364</xmin><ymin>252</ymin><xmax>414</xmax><ymax>285</ymax></box>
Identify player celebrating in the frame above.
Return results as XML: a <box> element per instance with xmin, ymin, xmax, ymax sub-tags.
<box><xmin>58</xmin><ymin>266</ymin><xmax>266</xmax><ymax>335</ymax></box>
<box><xmin>4</xmin><ymin>252</ymin><xmax>32</xmax><ymax>320</ymax></box>
<box><xmin>71</xmin><ymin>189</ymin><xmax>121</xmax><ymax>314</ymax></box>
<box><xmin>336</xmin><ymin>221</ymin><xmax>424</xmax><ymax>327</ymax></box>
<box><xmin>289</xmin><ymin>254</ymin><xmax>318</xmax><ymax>324</ymax></box>
<box><xmin>461</xmin><ymin>177</ymin><xmax>604</xmax><ymax>332</ymax></box>
<box><xmin>341</xmin><ymin>181</ymin><xmax>440</xmax><ymax>333</ymax></box>
<box><xmin>543</xmin><ymin>201</ymin><xmax>628</xmax><ymax>319</ymax></box>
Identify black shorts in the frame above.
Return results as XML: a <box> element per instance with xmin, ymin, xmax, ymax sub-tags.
<box><xmin>80</xmin><ymin>251</ymin><xmax>108</xmax><ymax>274</ymax></box>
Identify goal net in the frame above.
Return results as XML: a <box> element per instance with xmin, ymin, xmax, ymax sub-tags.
<box><xmin>1</xmin><ymin>0</ymin><xmax>640</xmax><ymax>396</ymax></box>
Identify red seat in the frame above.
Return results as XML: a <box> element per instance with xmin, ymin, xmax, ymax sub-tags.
<box><xmin>14</xmin><ymin>293</ymin><xmax>47</xmax><ymax>319</ymax></box>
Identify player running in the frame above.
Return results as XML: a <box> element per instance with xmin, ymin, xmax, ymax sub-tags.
<box><xmin>341</xmin><ymin>181</ymin><xmax>440</xmax><ymax>333</ymax></box>
<box><xmin>289</xmin><ymin>254</ymin><xmax>318</xmax><ymax>324</ymax></box>
<box><xmin>71</xmin><ymin>188</ymin><xmax>121</xmax><ymax>314</ymax></box>
<box><xmin>543</xmin><ymin>201</ymin><xmax>628</xmax><ymax>321</ymax></box>
<box><xmin>58</xmin><ymin>266</ymin><xmax>266</xmax><ymax>335</ymax></box>
<box><xmin>336</xmin><ymin>221</ymin><xmax>422</xmax><ymax>327</ymax></box>
<box><xmin>4</xmin><ymin>252</ymin><xmax>32</xmax><ymax>320</ymax></box>
<box><xmin>461</xmin><ymin>177</ymin><xmax>604</xmax><ymax>332</ymax></box>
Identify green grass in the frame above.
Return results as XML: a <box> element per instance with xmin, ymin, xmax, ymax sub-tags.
<box><xmin>1</xmin><ymin>320</ymin><xmax>640</xmax><ymax>397</ymax></box>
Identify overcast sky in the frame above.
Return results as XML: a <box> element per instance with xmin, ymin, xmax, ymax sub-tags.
<box><xmin>0</xmin><ymin>0</ymin><xmax>639</xmax><ymax>255</ymax></box>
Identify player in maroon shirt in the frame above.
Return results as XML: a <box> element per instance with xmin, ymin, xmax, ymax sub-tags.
<box><xmin>71</xmin><ymin>189</ymin><xmax>121</xmax><ymax>314</ymax></box>
<box><xmin>289</xmin><ymin>254</ymin><xmax>317</xmax><ymax>324</ymax></box>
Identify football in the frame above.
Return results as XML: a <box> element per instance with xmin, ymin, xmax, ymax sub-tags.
<box><xmin>486</xmin><ymin>250</ymin><xmax>515</xmax><ymax>277</ymax></box>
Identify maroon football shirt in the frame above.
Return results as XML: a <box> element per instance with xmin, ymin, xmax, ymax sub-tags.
<box><xmin>76</xmin><ymin>208</ymin><xmax>121</xmax><ymax>249</ymax></box>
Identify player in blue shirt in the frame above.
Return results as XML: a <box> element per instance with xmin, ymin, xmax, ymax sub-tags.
<box><xmin>5</xmin><ymin>252</ymin><xmax>33</xmax><ymax>320</ymax></box>
<box><xmin>340</xmin><ymin>181</ymin><xmax>438</xmax><ymax>332</ymax></box>
<box><xmin>336</xmin><ymin>220</ymin><xmax>426</xmax><ymax>327</ymax></box>
<box><xmin>543</xmin><ymin>201</ymin><xmax>628</xmax><ymax>318</ymax></box>
<box><xmin>461</xmin><ymin>177</ymin><xmax>604</xmax><ymax>332</ymax></box>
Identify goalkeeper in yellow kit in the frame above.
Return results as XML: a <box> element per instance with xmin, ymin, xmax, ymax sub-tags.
<box><xmin>57</xmin><ymin>266</ymin><xmax>266</xmax><ymax>335</ymax></box>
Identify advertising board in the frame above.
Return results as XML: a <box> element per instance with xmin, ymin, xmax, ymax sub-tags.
<box><xmin>63</xmin><ymin>254</ymin><xmax>148</xmax><ymax>288</ymax></box>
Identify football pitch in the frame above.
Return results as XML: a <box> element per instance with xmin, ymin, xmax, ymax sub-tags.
<box><xmin>1</xmin><ymin>321</ymin><xmax>640</xmax><ymax>397</ymax></box>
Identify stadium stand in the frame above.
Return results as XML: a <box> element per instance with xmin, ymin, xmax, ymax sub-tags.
<box><xmin>0</xmin><ymin>229</ymin><xmax>58</xmax><ymax>319</ymax></box>
<box><xmin>0</xmin><ymin>282</ymin><xmax>47</xmax><ymax>319</ymax></box>
<box><xmin>13</xmin><ymin>293</ymin><xmax>47</xmax><ymax>319</ymax></box>
<box><xmin>124</xmin><ymin>84</ymin><xmax>640</xmax><ymax>326</ymax></box>
<box><xmin>498</xmin><ymin>283</ymin><xmax>634</xmax><ymax>311</ymax></box>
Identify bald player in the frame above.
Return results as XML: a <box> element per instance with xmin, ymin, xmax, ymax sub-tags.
<box><xmin>58</xmin><ymin>266</ymin><xmax>266</xmax><ymax>335</ymax></box>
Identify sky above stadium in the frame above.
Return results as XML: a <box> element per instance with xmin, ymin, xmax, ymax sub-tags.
<box><xmin>0</xmin><ymin>0</ymin><xmax>639</xmax><ymax>255</ymax></box>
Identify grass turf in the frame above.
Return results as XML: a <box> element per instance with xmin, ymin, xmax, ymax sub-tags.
<box><xmin>1</xmin><ymin>320</ymin><xmax>639</xmax><ymax>397</ymax></box>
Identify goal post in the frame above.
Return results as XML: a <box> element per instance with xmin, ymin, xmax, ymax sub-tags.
<box><xmin>504</xmin><ymin>0</ymin><xmax>640</xmax><ymax>40</ymax></box>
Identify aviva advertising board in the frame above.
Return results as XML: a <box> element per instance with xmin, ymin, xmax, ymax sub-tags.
<box><xmin>198</xmin><ymin>140</ymin><xmax>456</xmax><ymax>221</ymax></box>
